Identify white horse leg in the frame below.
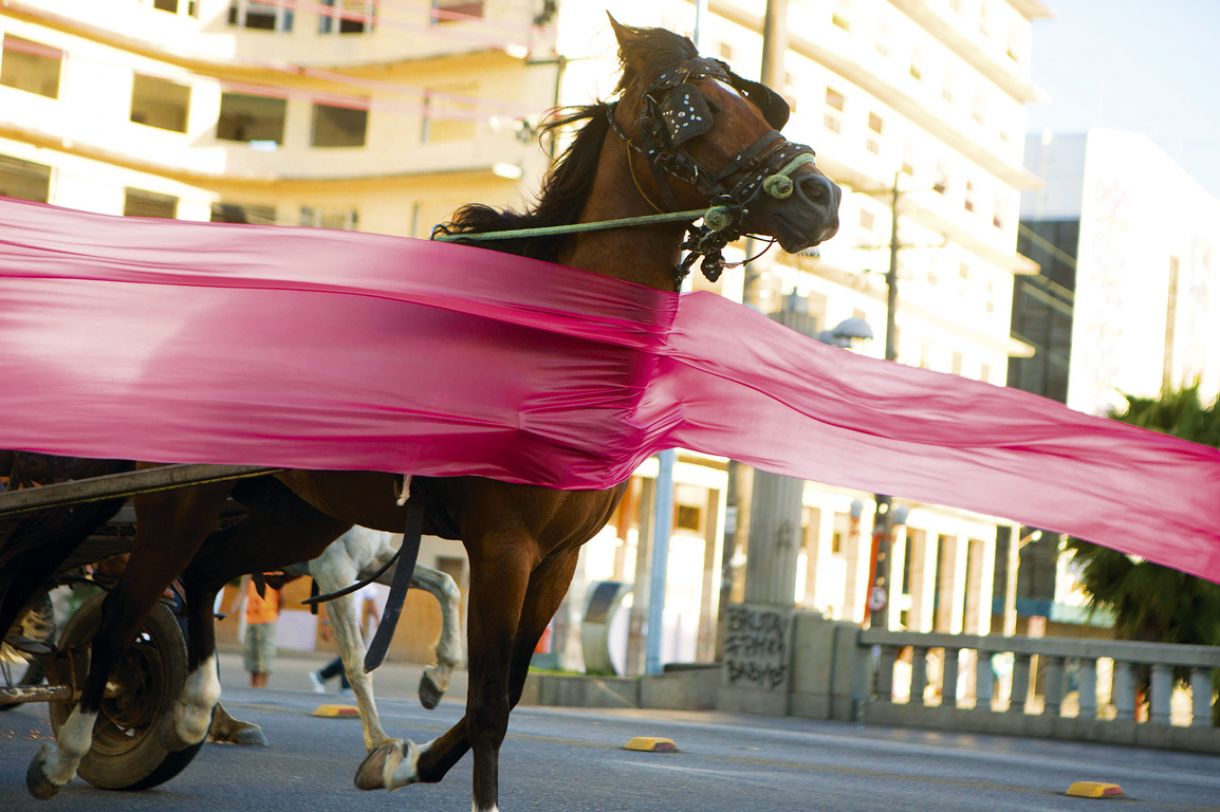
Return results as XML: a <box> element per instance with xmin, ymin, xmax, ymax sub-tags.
<box><xmin>168</xmin><ymin>653</ymin><xmax>221</xmax><ymax>746</ymax></box>
<box><xmin>27</xmin><ymin>705</ymin><xmax>97</xmax><ymax>797</ymax></box>
<box><xmin>410</xmin><ymin>565</ymin><xmax>464</xmax><ymax>709</ymax></box>
<box><xmin>312</xmin><ymin>562</ymin><xmax>392</xmax><ymax>751</ymax></box>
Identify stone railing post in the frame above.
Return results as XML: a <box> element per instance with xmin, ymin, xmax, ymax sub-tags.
<box><xmin>1190</xmin><ymin>668</ymin><xmax>1214</xmax><ymax>728</ymax></box>
<box><xmin>1042</xmin><ymin>655</ymin><xmax>1064</xmax><ymax>717</ymax></box>
<box><xmin>910</xmin><ymin>646</ymin><xmax>928</xmax><ymax>706</ymax></box>
<box><xmin>1077</xmin><ymin>657</ymin><xmax>1097</xmax><ymax>720</ymax></box>
<box><xmin>1113</xmin><ymin>661</ymin><xmax>1135</xmax><ymax>721</ymax></box>
<box><xmin>1009</xmin><ymin>652</ymin><xmax>1031</xmax><ymax>714</ymax></box>
<box><xmin>941</xmin><ymin>647</ymin><xmax>959</xmax><ymax>708</ymax></box>
<box><xmin>974</xmin><ymin>648</ymin><xmax>993</xmax><ymax>712</ymax></box>
<box><xmin>1150</xmin><ymin>663</ymin><xmax>1173</xmax><ymax>725</ymax></box>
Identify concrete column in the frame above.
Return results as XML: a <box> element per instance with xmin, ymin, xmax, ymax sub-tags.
<box><xmin>915</xmin><ymin>530</ymin><xmax>938</xmax><ymax>632</ymax></box>
<box><xmin>742</xmin><ymin>472</ymin><xmax>803</xmax><ymax>606</ymax></box>
<box><xmin>624</xmin><ymin>477</ymin><xmax>655</xmax><ymax>676</ymax></box>
<box><xmin>696</xmin><ymin>488</ymin><xmax>723</xmax><ymax>662</ymax></box>
<box><xmin>843</xmin><ymin>511</ymin><xmax>871</xmax><ymax>623</ymax></box>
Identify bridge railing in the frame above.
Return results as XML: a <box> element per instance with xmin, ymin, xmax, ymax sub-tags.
<box><xmin>849</xmin><ymin>626</ymin><xmax>1220</xmax><ymax>752</ymax></box>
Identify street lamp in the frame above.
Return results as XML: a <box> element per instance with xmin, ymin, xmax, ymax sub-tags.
<box><xmin>817</xmin><ymin>316</ymin><xmax>874</xmax><ymax>348</ymax></box>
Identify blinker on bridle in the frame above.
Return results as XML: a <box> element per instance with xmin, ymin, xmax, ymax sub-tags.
<box><xmin>605</xmin><ymin>56</ymin><xmax>818</xmax><ymax>284</ymax></box>
<box><xmin>433</xmin><ymin>57</ymin><xmax>816</xmax><ymax>288</ymax></box>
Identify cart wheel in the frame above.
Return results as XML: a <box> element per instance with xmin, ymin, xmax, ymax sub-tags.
<box><xmin>1</xmin><ymin>592</ymin><xmax>54</xmax><ymax>712</ymax></box>
<box><xmin>46</xmin><ymin>593</ymin><xmax>205</xmax><ymax>790</ymax></box>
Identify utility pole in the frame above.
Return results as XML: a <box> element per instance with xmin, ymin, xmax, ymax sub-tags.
<box><xmin>867</xmin><ymin>172</ymin><xmax>902</xmax><ymax>629</ymax></box>
<box><xmin>717</xmin><ymin>0</ymin><xmax>790</xmax><ymax>650</ymax></box>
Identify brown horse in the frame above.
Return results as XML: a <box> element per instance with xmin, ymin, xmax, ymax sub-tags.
<box><xmin>21</xmin><ymin>19</ymin><xmax>839</xmax><ymax>810</ymax></box>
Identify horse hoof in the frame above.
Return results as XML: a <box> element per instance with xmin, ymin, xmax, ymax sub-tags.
<box><xmin>355</xmin><ymin>739</ymin><xmax>417</xmax><ymax>791</ymax></box>
<box><xmin>212</xmin><ymin>722</ymin><xmax>268</xmax><ymax>747</ymax></box>
<box><xmin>25</xmin><ymin>754</ymin><xmax>60</xmax><ymax>800</ymax></box>
<box><xmin>418</xmin><ymin>671</ymin><xmax>444</xmax><ymax>710</ymax></box>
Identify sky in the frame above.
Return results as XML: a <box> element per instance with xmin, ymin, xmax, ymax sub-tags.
<box><xmin>1025</xmin><ymin>0</ymin><xmax>1220</xmax><ymax>198</ymax></box>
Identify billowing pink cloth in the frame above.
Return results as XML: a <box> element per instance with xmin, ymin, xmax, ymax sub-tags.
<box><xmin>2</xmin><ymin>198</ymin><xmax>1219</xmax><ymax>582</ymax></box>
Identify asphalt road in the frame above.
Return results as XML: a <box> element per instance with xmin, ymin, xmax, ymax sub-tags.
<box><xmin>2</xmin><ymin>652</ymin><xmax>1219</xmax><ymax>811</ymax></box>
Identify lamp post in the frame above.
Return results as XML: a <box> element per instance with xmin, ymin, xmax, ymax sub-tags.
<box><xmin>1002</xmin><ymin>527</ymin><xmax>1044</xmax><ymax>637</ymax></box>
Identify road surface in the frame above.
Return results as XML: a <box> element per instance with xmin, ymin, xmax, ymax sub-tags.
<box><xmin>2</xmin><ymin>652</ymin><xmax>1218</xmax><ymax>810</ymax></box>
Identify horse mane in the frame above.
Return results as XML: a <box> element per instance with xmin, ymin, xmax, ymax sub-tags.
<box><xmin>433</xmin><ymin>105</ymin><xmax>613</xmax><ymax>262</ymax></box>
<box><xmin>434</xmin><ymin>24</ymin><xmax>697</xmax><ymax>262</ymax></box>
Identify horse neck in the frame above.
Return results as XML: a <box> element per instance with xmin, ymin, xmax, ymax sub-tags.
<box><xmin>554</xmin><ymin>137</ymin><xmax>687</xmax><ymax>292</ymax></box>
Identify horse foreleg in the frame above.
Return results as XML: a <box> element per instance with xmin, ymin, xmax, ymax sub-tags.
<box><xmin>357</xmin><ymin>537</ymin><xmax>531</xmax><ymax>812</ymax></box>
<box><xmin>410</xmin><ymin>564</ymin><xmax>464</xmax><ymax>710</ymax></box>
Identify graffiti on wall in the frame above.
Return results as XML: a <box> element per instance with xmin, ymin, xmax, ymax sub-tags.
<box><xmin>723</xmin><ymin>605</ymin><xmax>791</xmax><ymax>691</ymax></box>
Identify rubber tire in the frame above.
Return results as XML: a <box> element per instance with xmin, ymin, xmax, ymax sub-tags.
<box><xmin>47</xmin><ymin>593</ymin><xmax>205</xmax><ymax>791</ymax></box>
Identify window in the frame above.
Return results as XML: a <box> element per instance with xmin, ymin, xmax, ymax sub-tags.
<box><xmin>131</xmin><ymin>74</ymin><xmax>191</xmax><ymax>133</ymax></box>
<box><xmin>300</xmin><ymin>206</ymin><xmax>359</xmax><ymax>230</ymax></box>
<box><xmin>151</xmin><ymin>0</ymin><xmax>198</xmax><ymax>15</ymax></box>
<box><xmin>311</xmin><ymin>102</ymin><xmax>368</xmax><ymax>147</ymax></box>
<box><xmin>217</xmin><ymin>92</ymin><xmax>287</xmax><ymax>144</ymax></box>
<box><xmin>319</xmin><ymin>0</ymin><xmax>377</xmax><ymax>34</ymax></box>
<box><xmin>875</xmin><ymin>20</ymin><xmax>891</xmax><ymax>57</ymax></box>
<box><xmin>963</xmin><ymin>179</ymin><xmax>975</xmax><ymax>212</ymax></box>
<box><xmin>431</xmin><ymin>0</ymin><xmax>484</xmax><ymax>24</ymax></box>
<box><xmin>228</xmin><ymin>0</ymin><xmax>293</xmax><ymax>31</ymax></box>
<box><xmin>717</xmin><ymin>41</ymin><xmax>734</xmax><ymax>60</ymax></box>
<box><xmin>908</xmin><ymin>50</ymin><xmax>923</xmax><ymax>81</ymax></box>
<box><xmin>675</xmin><ymin>504</ymin><xmax>703</xmax><ymax>533</ymax></box>
<box><xmin>823</xmin><ymin>87</ymin><xmax>845</xmax><ymax>134</ymax></box>
<box><xmin>211</xmin><ymin>202</ymin><xmax>276</xmax><ymax>224</ymax></box>
<box><xmin>0</xmin><ymin>154</ymin><xmax>51</xmax><ymax>202</ymax></box>
<box><xmin>866</xmin><ymin>112</ymin><xmax>883</xmax><ymax>155</ymax></box>
<box><xmin>421</xmin><ymin>84</ymin><xmax>478</xmax><ymax>143</ymax></box>
<box><xmin>858</xmin><ymin>209</ymin><xmax>875</xmax><ymax>231</ymax></box>
<box><xmin>831</xmin><ymin>0</ymin><xmax>851</xmax><ymax>31</ymax></box>
<box><xmin>124</xmin><ymin>187</ymin><xmax>178</xmax><ymax>219</ymax></box>
<box><xmin>1</xmin><ymin>36</ymin><xmax>62</xmax><ymax>98</ymax></box>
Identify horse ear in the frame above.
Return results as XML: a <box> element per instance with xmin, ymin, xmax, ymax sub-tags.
<box><xmin>608</xmin><ymin>14</ymin><xmax>645</xmax><ymax>68</ymax></box>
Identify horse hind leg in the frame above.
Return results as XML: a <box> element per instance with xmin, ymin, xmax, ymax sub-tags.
<box><xmin>411</xmin><ymin>564</ymin><xmax>464</xmax><ymax>710</ymax></box>
<box><xmin>312</xmin><ymin>561</ymin><xmax>394</xmax><ymax>751</ymax></box>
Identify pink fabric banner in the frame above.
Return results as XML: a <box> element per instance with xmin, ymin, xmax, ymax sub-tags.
<box><xmin>2</xmin><ymin>198</ymin><xmax>1219</xmax><ymax>582</ymax></box>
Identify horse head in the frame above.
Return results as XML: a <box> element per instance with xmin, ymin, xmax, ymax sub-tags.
<box><xmin>608</xmin><ymin>17</ymin><xmax>840</xmax><ymax>279</ymax></box>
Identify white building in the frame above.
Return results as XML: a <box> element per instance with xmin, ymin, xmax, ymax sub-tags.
<box><xmin>1021</xmin><ymin>128</ymin><xmax>1220</xmax><ymax>415</ymax></box>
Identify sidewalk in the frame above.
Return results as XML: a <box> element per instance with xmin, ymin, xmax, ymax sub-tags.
<box><xmin>216</xmin><ymin>645</ymin><xmax>468</xmax><ymax>703</ymax></box>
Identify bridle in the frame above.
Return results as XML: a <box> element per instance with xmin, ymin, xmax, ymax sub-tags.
<box><xmin>432</xmin><ymin>56</ymin><xmax>817</xmax><ymax>288</ymax></box>
<box><xmin>605</xmin><ymin>56</ymin><xmax>818</xmax><ymax>284</ymax></box>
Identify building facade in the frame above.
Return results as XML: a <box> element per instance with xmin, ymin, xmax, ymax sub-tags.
<box><xmin>1</xmin><ymin>0</ymin><xmax>1051</xmax><ymax>670</ymax></box>
<box><xmin>1003</xmin><ymin>127</ymin><xmax>1220</xmax><ymax>632</ymax></box>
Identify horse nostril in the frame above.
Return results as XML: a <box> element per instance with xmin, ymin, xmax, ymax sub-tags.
<box><xmin>797</xmin><ymin>175</ymin><xmax>831</xmax><ymax>205</ymax></box>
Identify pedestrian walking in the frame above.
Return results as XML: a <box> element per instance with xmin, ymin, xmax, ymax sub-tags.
<box><xmin>242</xmin><ymin>576</ymin><xmax>280</xmax><ymax>688</ymax></box>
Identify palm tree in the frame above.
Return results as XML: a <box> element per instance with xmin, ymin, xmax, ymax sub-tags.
<box><xmin>1066</xmin><ymin>384</ymin><xmax>1220</xmax><ymax>722</ymax></box>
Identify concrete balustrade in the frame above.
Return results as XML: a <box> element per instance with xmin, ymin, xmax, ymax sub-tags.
<box><xmin>846</xmin><ymin>625</ymin><xmax>1220</xmax><ymax>753</ymax></box>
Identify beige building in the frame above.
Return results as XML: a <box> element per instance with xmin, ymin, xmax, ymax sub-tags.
<box><xmin>0</xmin><ymin>0</ymin><xmax>1051</xmax><ymax>670</ymax></box>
